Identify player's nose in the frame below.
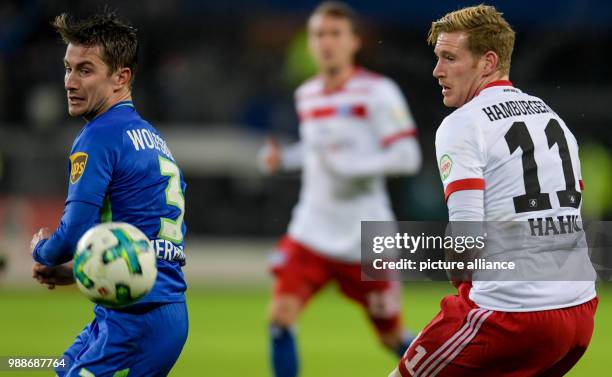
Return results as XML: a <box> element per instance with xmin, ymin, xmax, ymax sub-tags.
<box><xmin>432</xmin><ymin>60</ymin><xmax>444</xmax><ymax>78</ymax></box>
<box><xmin>64</xmin><ymin>72</ymin><xmax>78</xmax><ymax>91</ymax></box>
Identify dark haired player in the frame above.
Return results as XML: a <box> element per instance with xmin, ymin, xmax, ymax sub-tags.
<box><xmin>30</xmin><ymin>11</ymin><xmax>188</xmax><ymax>377</ymax></box>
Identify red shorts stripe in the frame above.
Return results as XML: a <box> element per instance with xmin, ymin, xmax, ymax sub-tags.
<box><xmin>408</xmin><ymin>309</ymin><xmax>490</xmax><ymax>377</ymax></box>
<box><xmin>444</xmin><ymin>178</ymin><xmax>485</xmax><ymax>201</ymax></box>
<box><xmin>424</xmin><ymin>310</ymin><xmax>494</xmax><ymax>377</ymax></box>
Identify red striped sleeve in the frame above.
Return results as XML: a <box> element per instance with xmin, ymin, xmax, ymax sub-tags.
<box><xmin>381</xmin><ymin>128</ymin><xmax>418</xmax><ymax>147</ymax></box>
<box><xmin>579</xmin><ymin>179</ymin><xmax>584</xmax><ymax>190</ymax></box>
<box><xmin>444</xmin><ymin>178</ymin><xmax>485</xmax><ymax>201</ymax></box>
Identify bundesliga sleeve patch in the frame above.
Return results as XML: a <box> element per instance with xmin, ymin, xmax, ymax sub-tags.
<box><xmin>392</xmin><ymin>106</ymin><xmax>409</xmax><ymax>124</ymax></box>
<box><xmin>439</xmin><ymin>154</ymin><xmax>453</xmax><ymax>181</ymax></box>
<box><xmin>69</xmin><ymin>152</ymin><xmax>88</xmax><ymax>184</ymax></box>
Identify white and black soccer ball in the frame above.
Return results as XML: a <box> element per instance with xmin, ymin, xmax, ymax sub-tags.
<box><xmin>73</xmin><ymin>222</ymin><xmax>157</xmax><ymax>308</ymax></box>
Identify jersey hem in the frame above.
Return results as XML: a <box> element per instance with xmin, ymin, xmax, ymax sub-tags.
<box><xmin>472</xmin><ymin>292</ymin><xmax>597</xmax><ymax>312</ymax></box>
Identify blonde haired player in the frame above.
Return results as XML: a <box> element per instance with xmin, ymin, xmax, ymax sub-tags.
<box><xmin>258</xmin><ymin>2</ymin><xmax>422</xmax><ymax>376</ymax></box>
<box><xmin>390</xmin><ymin>4</ymin><xmax>597</xmax><ymax>377</ymax></box>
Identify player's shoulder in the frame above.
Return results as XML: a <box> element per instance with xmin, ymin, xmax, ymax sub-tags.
<box><xmin>521</xmin><ymin>90</ymin><xmax>557</xmax><ymax>114</ymax></box>
<box><xmin>352</xmin><ymin>68</ymin><xmax>408</xmax><ymax>105</ymax></box>
<box><xmin>436</xmin><ymin>105</ymin><xmax>480</xmax><ymax>141</ymax></box>
<box><xmin>295</xmin><ymin>75</ymin><xmax>324</xmax><ymax>100</ymax></box>
<box><xmin>79</xmin><ymin>104</ymin><xmax>149</xmax><ymax>148</ymax></box>
<box><xmin>352</xmin><ymin>67</ymin><xmax>394</xmax><ymax>90</ymax></box>
<box><xmin>436</xmin><ymin>85</ymin><xmax>521</xmax><ymax>139</ymax></box>
<box><xmin>80</xmin><ymin>117</ymin><xmax>124</xmax><ymax>143</ymax></box>
<box><xmin>86</xmin><ymin>103</ymin><xmax>140</xmax><ymax>132</ymax></box>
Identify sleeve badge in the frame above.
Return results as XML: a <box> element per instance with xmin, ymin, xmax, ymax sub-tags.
<box><xmin>69</xmin><ymin>152</ymin><xmax>88</xmax><ymax>184</ymax></box>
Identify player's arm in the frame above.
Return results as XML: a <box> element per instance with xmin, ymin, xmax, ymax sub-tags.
<box><xmin>436</xmin><ymin>115</ymin><xmax>486</xmax><ymax>286</ymax></box>
<box><xmin>322</xmin><ymin>79</ymin><xmax>422</xmax><ymax>178</ymax></box>
<box><xmin>322</xmin><ymin>137</ymin><xmax>421</xmax><ymax>178</ymax></box>
<box><xmin>31</xmin><ymin>126</ymin><xmax>118</xmax><ymax>267</ymax></box>
<box><xmin>257</xmin><ymin>137</ymin><xmax>303</xmax><ymax>174</ymax></box>
<box><xmin>31</xmin><ymin>200</ymin><xmax>100</xmax><ymax>266</ymax></box>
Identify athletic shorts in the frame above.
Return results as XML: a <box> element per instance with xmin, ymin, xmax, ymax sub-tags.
<box><xmin>57</xmin><ymin>301</ymin><xmax>188</xmax><ymax>377</ymax></box>
<box><xmin>397</xmin><ymin>283</ymin><xmax>597</xmax><ymax>377</ymax></box>
<box><xmin>270</xmin><ymin>235</ymin><xmax>401</xmax><ymax>333</ymax></box>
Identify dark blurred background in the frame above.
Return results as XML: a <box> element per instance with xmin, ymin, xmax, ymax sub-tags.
<box><xmin>1</xmin><ymin>0</ymin><xmax>611</xmax><ymax>239</ymax></box>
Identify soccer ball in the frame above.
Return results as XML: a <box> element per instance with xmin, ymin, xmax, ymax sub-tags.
<box><xmin>73</xmin><ymin>222</ymin><xmax>157</xmax><ymax>308</ymax></box>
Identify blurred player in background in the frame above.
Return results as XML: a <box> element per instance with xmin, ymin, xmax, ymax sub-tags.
<box><xmin>258</xmin><ymin>2</ymin><xmax>422</xmax><ymax>376</ymax></box>
<box><xmin>29</xmin><ymin>11</ymin><xmax>188</xmax><ymax>376</ymax></box>
<box><xmin>391</xmin><ymin>5</ymin><xmax>597</xmax><ymax>377</ymax></box>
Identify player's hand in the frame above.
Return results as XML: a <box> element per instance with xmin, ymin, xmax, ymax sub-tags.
<box><xmin>32</xmin><ymin>262</ymin><xmax>75</xmax><ymax>289</ymax></box>
<box><xmin>258</xmin><ymin>137</ymin><xmax>281</xmax><ymax>174</ymax></box>
<box><xmin>29</xmin><ymin>227</ymin><xmax>50</xmax><ymax>254</ymax></box>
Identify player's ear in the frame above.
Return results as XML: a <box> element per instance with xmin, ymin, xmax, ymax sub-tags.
<box><xmin>114</xmin><ymin>67</ymin><xmax>132</xmax><ymax>91</ymax></box>
<box><xmin>482</xmin><ymin>51</ymin><xmax>499</xmax><ymax>76</ymax></box>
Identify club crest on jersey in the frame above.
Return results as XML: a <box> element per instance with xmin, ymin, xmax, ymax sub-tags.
<box><xmin>69</xmin><ymin>152</ymin><xmax>88</xmax><ymax>184</ymax></box>
<box><xmin>439</xmin><ymin>154</ymin><xmax>453</xmax><ymax>181</ymax></box>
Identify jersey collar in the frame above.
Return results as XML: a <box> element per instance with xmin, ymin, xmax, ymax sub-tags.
<box><xmin>320</xmin><ymin>65</ymin><xmax>358</xmax><ymax>95</ymax></box>
<box><xmin>85</xmin><ymin>100</ymin><xmax>134</xmax><ymax>126</ymax></box>
<box><xmin>108</xmin><ymin>100</ymin><xmax>135</xmax><ymax>111</ymax></box>
<box><xmin>476</xmin><ymin>80</ymin><xmax>513</xmax><ymax>96</ymax></box>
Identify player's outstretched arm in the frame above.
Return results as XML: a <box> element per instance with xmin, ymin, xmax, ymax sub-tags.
<box><xmin>31</xmin><ymin>200</ymin><xmax>100</xmax><ymax>267</ymax></box>
<box><xmin>321</xmin><ymin>137</ymin><xmax>422</xmax><ymax>179</ymax></box>
<box><xmin>257</xmin><ymin>137</ymin><xmax>303</xmax><ymax>174</ymax></box>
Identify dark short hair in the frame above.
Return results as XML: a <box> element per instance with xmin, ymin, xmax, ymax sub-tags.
<box><xmin>53</xmin><ymin>10</ymin><xmax>138</xmax><ymax>84</ymax></box>
<box><xmin>311</xmin><ymin>1</ymin><xmax>361</xmax><ymax>36</ymax></box>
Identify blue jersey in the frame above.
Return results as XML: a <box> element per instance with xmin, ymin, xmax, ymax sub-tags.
<box><xmin>68</xmin><ymin>101</ymin><xmax>186</xmax><ymax>304</ymax></box>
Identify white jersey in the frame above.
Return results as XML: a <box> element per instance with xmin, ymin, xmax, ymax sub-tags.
<box><xmin>436</xmin><ymin>81</ymin><xmax>596</xmax><ymax>311</ymax></box>
<box><xmin>288</xmin><ymin>68</ymin><xmax>418</xmax><ymax>262</ymax></box>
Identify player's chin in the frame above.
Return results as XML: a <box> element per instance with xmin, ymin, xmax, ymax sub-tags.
<box><xmin>442</xmin><ymin>94</ymin><xmax>461</xmax><ymax>108</ymax></box>
<box><xmin>319</xmin><ymin>58</ymin><xmax>339</xmax><ymax>71</ymax></box>
<box><xmin>67</xmin><ymin>104</ymin><xmax>86</xmax><ymax>117</ymax></box>
<box><xmin>442</xmin><ymin>96</ymin><xmax>455</xmax><ymax>108</ymax></box>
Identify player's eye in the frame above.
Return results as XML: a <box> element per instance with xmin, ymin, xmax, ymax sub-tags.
<box><xmin>64</xmin><ymin>67</ymin><xmax>72</xmax><ymax>73</ymax></box>
<box><xmin>80</xmin><ymin>68</ymin><xmax>90</xmax><ymax>75</ymax></box>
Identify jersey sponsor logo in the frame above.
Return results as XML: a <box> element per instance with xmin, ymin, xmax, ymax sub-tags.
<box><xmin>69</xmin><ymin>152</ymin><xmax>88</xmax><ymax>184</ymax></box>
<box><xmin>439</xmin><ymin>154</ymin><xmax>453</xmax><ymax>181</ymax></box>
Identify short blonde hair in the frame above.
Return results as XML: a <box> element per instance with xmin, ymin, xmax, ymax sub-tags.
<box><xmin>428</xmin><ymin>4</ymin><xmax>515</xmax><ymax>74</ymax></box>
